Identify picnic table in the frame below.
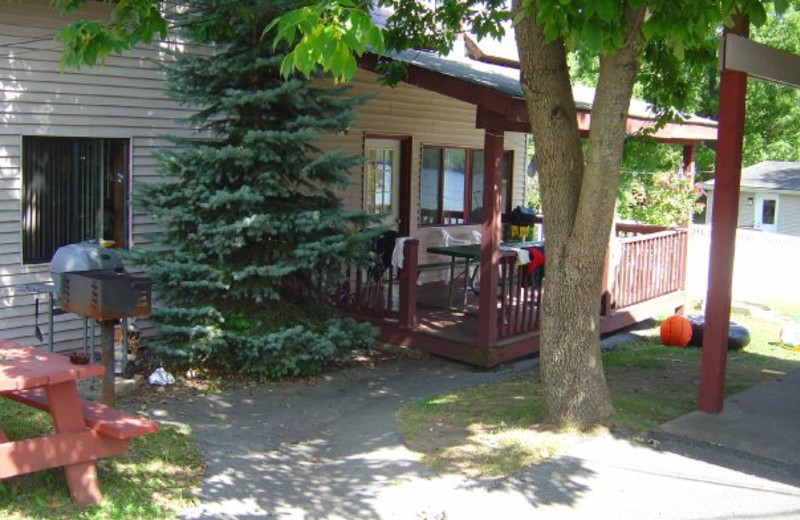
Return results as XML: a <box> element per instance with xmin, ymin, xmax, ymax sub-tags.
<box><xmin>426</xmin><ymin>242</ymin><xmax>544</xmax><ymax>309</ymax></box>
<box><xmin>0</xmin><ymin>340</ymin><xmax>158</xmax><ymax>506</ymax></box>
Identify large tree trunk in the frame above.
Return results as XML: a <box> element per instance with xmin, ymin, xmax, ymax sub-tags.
<box><xmin>513</xmin><ymin>3</ymin><xmax>645</xmax><ymax>428</ymax></box>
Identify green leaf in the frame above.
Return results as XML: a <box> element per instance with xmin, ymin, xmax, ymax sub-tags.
<box><xmin>749</xmin><ymin>3</ymin><xmax>768</xmax><ymax>26</ymax></box>
<box><xmin>342</xmin><ymin>53</ymin><xmax>357</xmax><ymax>82</ymax></box>
<box><xmin>329</xmin><ymin>41</ymin><xmax>349</xmax><ymax>75</ymax></box>
<box><xmin>280</xmin><ymin>55</ymin><xmax>296</xmax><ymax>79</ymax></box>
<box><xmin>672</xmin><ymin>40</ymin><xmax>685</xmax><ymax>61</ymax></box>
<box><xmin>365</xmin><ymin>24</ymin><xmax>384</xmax><ymax>53</ymax></box>
<box><xmin>773</xmin><ymin>0</ymin><xmax>790</xmax><ymax>15</ymax></box>
<box><xmin>583</xmin><ymin>22</ymin><xmax>603</xmax><ymax>51</ymax></box>
<box><xmin>263</xmin><ymin>16</ymin><xmax>280</xmax><ymax>39</ymax></box>
<box><xmin>596</xmin><ymin>0</ymin><xmax>615</xmax><ymax>23</ymax></box>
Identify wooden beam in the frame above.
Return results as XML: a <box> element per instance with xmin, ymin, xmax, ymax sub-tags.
<box><xmin>476</xmin><ymin>107</ymin><xmax>530</xmax><ymax>133</ymax></box>
<box><xmin>698</xmin><ymin>18</ymin><xmax>749</xmax><ymax>414</ymax></box>
<box><xmin>478</xmin><ymin>129</ymin><xmax>504</xmax><ymax>349</ymax></box>
<box><xmin>721</xmin><ymin>33</ymin><xmax>800</xmax><ymax>88</ymax></box>
<box><xmin>576</xmin><ymin>112</ymin><xmax>717</xmax><ymax>144</ymax></box>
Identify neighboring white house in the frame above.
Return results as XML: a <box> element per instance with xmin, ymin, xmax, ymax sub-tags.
<box><xmin>704</xmin><ymin>161</ymin><xmax>800</xmax><ymax>236</ymax></box>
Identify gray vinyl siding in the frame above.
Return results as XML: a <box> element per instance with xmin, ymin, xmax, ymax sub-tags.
<box><xmin>0</xmin><ymin>1</ymin><xmax>196</xmax><ymax>350</ymax></box>
<box><xmin>706</xmin><ymin>189</ymin><xmax>800</xmax><ymax>238</ymax></box>
<box><xmin>777</xmin><ymin>194</ymin><xmax>800</xmax><ymax>237</ymax></box>
<box><xmin>738</xmin><ymin>191</ymin><xmax>756</xmax><ymax>228</ymax></box>
<box><xmin>705</xmin><ymin>190</ymin><xmax>758</xmax><ymax>228</ymax></box>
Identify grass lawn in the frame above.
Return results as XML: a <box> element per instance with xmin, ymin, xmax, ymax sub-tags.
<box><xmin>0</xmin><ymin>401</ymin><xmax>203</xmax><ymax>520</ymax></box>
<box><xmin>397</xmin><ymin>303</ymin><xmax>800</xmax><ymax>478</ymax></box>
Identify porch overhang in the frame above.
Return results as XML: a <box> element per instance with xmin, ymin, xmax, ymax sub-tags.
<box><xmin>359</xmin><ymin>52</ymin><xmax>718</xmax><ymax>145</ymax></box>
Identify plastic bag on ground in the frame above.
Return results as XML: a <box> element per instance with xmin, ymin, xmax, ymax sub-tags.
<box><xmin>148</xmin><ymin>367</ymin><xmax>176</xmax><ymax>386</ymax></box>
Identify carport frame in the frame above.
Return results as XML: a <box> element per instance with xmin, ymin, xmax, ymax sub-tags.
<box><xmin>699</xmin><ymin>16</ymin><xmax>800</xmax><ymax>412</ymax></box>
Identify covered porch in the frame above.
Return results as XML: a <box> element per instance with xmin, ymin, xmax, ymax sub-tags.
<box><xmin>342</xmin><ymin>49</ymin><xmax>716</xmax><ymax>367</ymax></box>
<box><xmin>337</xmin><ymin>219</ymin><xmax>689</xmax><ymax>367</ymax></box>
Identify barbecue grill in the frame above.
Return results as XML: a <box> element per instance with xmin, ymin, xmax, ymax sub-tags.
<box><xmin>50</xmin><ymin>242</ymin><xmax>124</xmax><ymax>290</ymax></box>
<box><xmin>51</xmin><ymin>241</ymin><xmax>151</xmax><ymax>321</ymax></box>
<box><xmin>60</xmin><ymin>270</ymin><xmax>152</xmax><ymax>321</ymax></box>
<box><xmin>50</xmin><ymin>241</ymin><xmax>152</xmax><ymax>406</ymax></box>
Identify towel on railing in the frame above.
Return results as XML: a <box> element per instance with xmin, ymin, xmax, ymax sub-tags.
<box><xmin>523</xmin><ymin>246</ymin><xmax>545</xmax><ymax>276</ymax></box>
<box><xmin>392</xmin><ymin>237</ymin><xmax>410</xmax><ymax>269</ymax></box>
<box><xmin>500</xmin><ymin>245</ymin><xmax>530</xmax><ymax>265</ymax></box>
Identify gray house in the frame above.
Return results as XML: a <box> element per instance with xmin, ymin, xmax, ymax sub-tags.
<box><xmin>705</xmin><ymin>161</ymin><xmax>800</xmax><ymax>236</ymax></box>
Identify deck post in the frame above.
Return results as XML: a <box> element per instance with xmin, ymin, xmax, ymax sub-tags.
<box><xmin>682</xmin><ymin>145</ymin><xmax>696</xmax><ymax>177</ymax></box>
<box><xmin>600</xmin><ymin>242</ymin><xmax>612</xmax><ymax>318</ymax></box>
<box><xmin>478</xmin><ymin>128</ymin><xmax>504</xmax><ymax>349</ymax></box>
<box><xmin>678</xmin><ymin>145</ymin><xmax>696</xmax><ymax>292</ymax></box>
<box><xmin>699</xmin><ymin>17</ymin><xmax>749</xmax><ymax>413</ymax></box>
<box><xmin>398</xmin><ymin>239</ymin><xmax>418</xmax><ymax>328</ymax></box>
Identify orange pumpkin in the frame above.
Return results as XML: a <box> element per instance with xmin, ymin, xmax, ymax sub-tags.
<box><xmin>660</xmin><ymin>315</ymin><xmax>692</xmax><ymax>347</ymax></box>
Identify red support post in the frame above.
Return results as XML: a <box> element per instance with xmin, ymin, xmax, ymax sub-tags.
<box><xmin>399</xmin><ymin>239</ymin><xmax>418</xmax><ymax>328</ymax></box>
<box><xmin>698</xmin><ymin>19</ymin><xmax>749</xmax><ymax>413</ymax></box>
<box><xmin>682</xmin><ymin>145</ymin><xmax>696</xmax><ymax>177</ymax></box>
<box><xmin>600</xmin><ymin>242</ymin><xmax>612</xmax><ymax>318</ymax></box>
<box><xmin>478</xmin><ymin>128</ymin><xmax>504</xmax><ymax>349</ymax></box>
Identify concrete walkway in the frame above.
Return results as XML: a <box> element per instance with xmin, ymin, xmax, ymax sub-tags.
<box><xmin>146</xmin><ymin>347</ymin><xmax>800</xmax><ymax>519</ymax></box>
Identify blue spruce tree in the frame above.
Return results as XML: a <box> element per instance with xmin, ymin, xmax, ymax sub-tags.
<box><xmin>133</xmin><ymin>0</ymin><xmax>380</xmax><ymax>377</ymax></box>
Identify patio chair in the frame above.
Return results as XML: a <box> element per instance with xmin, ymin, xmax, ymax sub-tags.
<box><xmin>439</xmin><ymin>229</ymin><xmax>472</xmax><ymax>284</ymax></box>
<box><xmin>439</xmin><ymin>229</ymin><xmax>481</xmax><ymax>297</ymax></box>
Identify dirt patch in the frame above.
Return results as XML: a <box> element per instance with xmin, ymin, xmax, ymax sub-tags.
<box><xmin>117</xmin><ymin>341</ymin><xmax>424</xmax><ymax>405</ymax></box>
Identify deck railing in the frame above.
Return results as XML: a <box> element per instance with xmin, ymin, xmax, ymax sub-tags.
<box><xmin>614</xmin><ymin>222</ymin><xmax>670</xmax><ymax>237</ymax></box>
<box><xmin>497</xmin><ymin>255</ymin><xmax>543</xmax><ymax>340</ymax></box>
<box><xmin>336</xmin><ymin>225</ymin><xmax>686</xmax><ymax>352</ymax></box>
<box><xmin>611</xmin><ymin>228</ymin><xmax>688</xmax><ymax>309</ymax></box>
<box><xmin>335</xmin><ymin>239</ymin><xmax>418</xmax><ymax>328</ymax></box>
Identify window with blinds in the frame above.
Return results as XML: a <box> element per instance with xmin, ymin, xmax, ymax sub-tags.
<box><xmin>22</xmin><ymin>137</ymin><xmax>129</xmax><ymax>265</ymax></box>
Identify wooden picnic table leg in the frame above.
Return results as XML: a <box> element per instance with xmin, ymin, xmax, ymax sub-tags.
<box><xmin>45</xmin><ymin>380</ymin><xmax>102</xmax><ymax>506</ymax></box>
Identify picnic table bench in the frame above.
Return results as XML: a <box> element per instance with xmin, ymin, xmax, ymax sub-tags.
<box><xmin>0</xmin><ymin>340</ymin><xmax>158</xmax><ymax>506</ymax></box>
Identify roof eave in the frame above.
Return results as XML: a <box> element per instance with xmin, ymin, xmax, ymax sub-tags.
<box><xmin>358</xmin><ymin>53</ymin><xmax>717</xmax><ymax>144</ymax></box>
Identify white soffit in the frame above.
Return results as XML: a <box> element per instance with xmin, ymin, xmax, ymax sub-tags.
<box><xmin>720</xmin><ymin>33</ymin><xmax>800</xmax><ymax>88</ymax></box>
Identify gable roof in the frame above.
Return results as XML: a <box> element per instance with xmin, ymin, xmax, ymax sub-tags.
<box><xmin>388</xmin><ymin>47</ymin><xmax>717</xmax><ymax>126</ymax></box>
<box><xmin>705</xmin><ymin>161</ymin><xmax>800</xmax><ymax>192</ymax></box>
<box><xmin>359</xmin><ymin>45</ymin><xmax>718</xmax><ymax>144</ymax></box>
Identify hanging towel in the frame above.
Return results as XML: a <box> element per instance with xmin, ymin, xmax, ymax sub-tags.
<box><xmin>501</xmin><ymin>245</ymin><xmax>530</xmax><ymax>265</ymax></box>
<box><xmin>392</xmin><ymin>237</ymin><xmax>410</xmax><ymax>269</ymax></box>
<box><xmin>523</xmin><ymin>246</ymin><xmax>545</xmax><ymax>276</ymax></box>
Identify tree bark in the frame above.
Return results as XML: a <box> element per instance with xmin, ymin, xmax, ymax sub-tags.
<box><xmin>513</xmin><ymin>3</ymin><xmax>645</xmax><ymax>428</ymax></box>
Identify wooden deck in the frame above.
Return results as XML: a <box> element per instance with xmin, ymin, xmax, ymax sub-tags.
<box><xmin>415</xmin><ymin>282</ymin><xmax>480</xmax><ymax>345</ymax></box>
<box><xmin>339</xmin><ymin>224</ymin><xmax>689</xmax><ymax>367</ymax></box>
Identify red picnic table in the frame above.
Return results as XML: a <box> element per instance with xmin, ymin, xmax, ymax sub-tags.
<box><xmin>0</xmin><ymin>340</ymin><xmax>158</xmax><ymax>506</ymax></box>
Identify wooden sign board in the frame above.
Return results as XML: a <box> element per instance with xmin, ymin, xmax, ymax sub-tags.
<box><xmin>720</xmin><ymin>33</ymin><xmax>800</xmax><ymax>88</ymax></box>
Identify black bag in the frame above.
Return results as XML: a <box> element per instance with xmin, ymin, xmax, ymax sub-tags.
<box><xmin>369</xmin><ymin>230</ymin><xmax>400</xmax><ymax>281</ymax></box>
<box><xmin>510</xmin><ymin>206</ymin><xmax>536</xmax><ymax>227</ymax></box>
